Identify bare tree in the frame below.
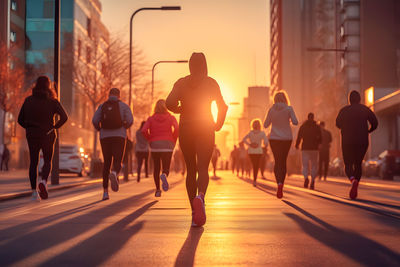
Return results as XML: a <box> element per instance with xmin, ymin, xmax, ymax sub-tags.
<box><xmin>0</xmin><ymin>44</ymin><xmax>26</xmax><ymax>144</ymax></box>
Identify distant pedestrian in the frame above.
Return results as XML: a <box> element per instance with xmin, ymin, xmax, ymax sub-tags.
<box><xmin>318</xmin><ymin>121</ymin><xmax>332</xmax><ymax>181</ymax></box>
<box><xmin>122</xmin><ymin>136</ymin><xmax>133</xmax><ymax>181</ymax></box>
<box><xmin>211</xmin><ymin>144</ymin><xmax>221</xmax><ymax>177</ymax></box>
<box><xmin>336</xmin><ymin>90</ymin><xmax>378</xmax><ymax>199</ymax></box>
<box><xmin>259</xmin><ymin>146</ymin><xmax>268</xmax><ymax>179</ymax></box>
<box><xmin>92</xmin><ymin>88</ymin><xmax>133</xmax><ymax>200</ymax></box>
<box><xmin>142</xmin><ymin>99</ymin><xmax>179</xmax><ymax>197</ymax></box>
<box><xmin>230</xmin><ymin>145</ymin><xmax>238</xmax><ymax>174</ymax></box>
<box><xmin>1</xmin><ymin>144</ymin><xmax>10</xmax><ymax>171</ymax></box>
<box><xmin>135</xmin><ymin>121</ymin><xmax>150</xmax><ymax>182</ymax></box>
<box><xmin>166</xmin><ymin>52</ymin><xmax>228</xmax><ymax>227</ymax></box>
<box><xmin>18</xmin><ymin>76</ymin><xmax>68</xmax><ymax>201</ymax></box>
<box><xmin>237</xmin><ymin>142</ymin><xmax>247</xmax><ymax>177</ymax></box>
<box><xmin>264</xmin><ymin>91</ymin><xmax>298</xmax><ymax>198</ymax></box>
<box><xmin>242</xmin><ymin>119</ymin><xmax>268</xmax><ymax>186</ymax></box>
<box><xmin>295</xmin><ymin>113</ymin><xmax>321</xmax><ymax>190</ymax></box>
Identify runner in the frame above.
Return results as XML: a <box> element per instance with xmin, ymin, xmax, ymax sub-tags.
<box><xmin>166</xmin><ymin>52</ymin><xmax>227</xmax><ymax>227</ymax></box>
<box><xmin>242</xmin><ymin>119</ymin><xmax>268</xmax><ymax>186</ymax></box>
<box><xmin>295</xmin><ymin>112</ymin><xmax>321</xmax><ymax>190</ymax></box>
<box><xmin>230</xmin><ymin>145</ymin><xmax>238</xmax><ymax>174</ymax></box>
<box><xmin>318</xmin><ymin>121</ymin><xmax>332</xmax><ymax>181</ymax></box>
<box><xmin>264</xmin><ymin>90</ymin><xmax>298</xmax><ymax>198</ymax></box>
<box><xmin>92</xmin><ymin>88</ymin><xmax>133</xmax><ymax>200</ymax></box>
<box><xmin>135</xmin><ymin>121</ymin><xmax>150</xmax><ymax>182</ymax></box>
<box><xmin>18</xmin><ymin>76</ymin><xmax>68</xmax><ymax>200</ymax></box>
<box><xmin>336</xmin><ymin>90</ymin><xmax>378</xmax><ymax>199</ymax></box>
<box><xmin>211</xmin><ymin>144</ymin><xmax>221</xmax><ymax>177</ymax></box>
<box><xmin>237</xmin><ymin>141</ymin><xmax>247</xmax><ymax>177</ymax></box>
<box><xmin>142</xmin><ymin>99</ymin><xmax>179</xmax><ymax>197</ymax></box>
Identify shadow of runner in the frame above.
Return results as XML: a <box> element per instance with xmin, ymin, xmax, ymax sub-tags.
<box><xmin>39</xmin><ymin>201</ymin><xmax>157</xmax><ymax>267</ymax></box>
<box><xmin>174</xmin><ymin>227</ymin><xmax>204</xmax><ymax>267</ymax></box>
<box><xmin>283</xmin><ymin>200</ymin><xmax>400</xmax><ymax>266</ymax></box>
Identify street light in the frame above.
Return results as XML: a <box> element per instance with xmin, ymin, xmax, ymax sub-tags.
<box><xmin>129</xmin><ymin>6</ymin><xmax>181</xmax><ymax>108</ymax></box>
<box><xmin>151</xmin><ymin>60</ymin><xmax>188</xmax><ymax>100</ymax></box>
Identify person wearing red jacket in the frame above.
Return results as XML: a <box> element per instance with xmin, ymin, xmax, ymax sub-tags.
<box><xmin>142</xmin><ymin>99</ymin><xmax>179</xmax><ymax>197</ymax></box>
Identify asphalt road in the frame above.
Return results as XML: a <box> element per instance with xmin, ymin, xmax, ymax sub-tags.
<box><xmin>0</xmin><ymin>171</ymin><xmax>399</xmax><ymax>266</ymax></box>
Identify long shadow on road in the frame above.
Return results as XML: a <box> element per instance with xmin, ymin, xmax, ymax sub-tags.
<box><xmin>283</xmin><ymin>200</ymin><xmax>400</xmax><ymax>266</ymax></box>
<box><xmin>40</xmin><ymin>201</ymin><xmax>157</xmax><ymax>267</ymax></box>
<box><xmin>174</xmin><ymin>227</ymin><xmax>204</xmax><ymax>267</ymax></box>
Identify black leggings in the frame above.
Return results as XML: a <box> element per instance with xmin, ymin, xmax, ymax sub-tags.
<box><xmin>319</xmin><ymin>150</ymin><xmax>329</xmax><ymax>179</ymax></box>
<box><xmin>136</xmin><ymin>151</ymin><xmax>149</xmax><ymax>178</ymax></box>
<box><xmin>151</xmin><ymin>151</ymin><xmax>173</xmax><ymax>190</ymax></box>
<box><xmin>179</xmin><ymin>124</ymin><xmax>214</xmax><ymax>209</ymax></box>
<box><xmin>269</xmin><ymin>139</ymin><xmax>292</xmax><ymax>184</ymax></box>
<box><xmin>342</xmin><ymin>143</ymin><xmax>368</xmax><ymax>181</ymax></box>
<box><xmin>27</xmin><ymin>134</ymin><xmax>56</xmax><ymax>190</ymax></box>
<box><xmin>249</xmin><ymin>154</ymin><xmax>262</xmax><ymax>181</ymax></box>
<box><xmin>100</xmin><ymin>137</ymin><xmax>126</xmax><ymax>189</ymax></box>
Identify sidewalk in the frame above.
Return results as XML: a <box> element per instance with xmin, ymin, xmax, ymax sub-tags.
<box><xmin>0</xmin><ymin>169</ymin><xmax>102</xmax><ymax>201</ymax></box>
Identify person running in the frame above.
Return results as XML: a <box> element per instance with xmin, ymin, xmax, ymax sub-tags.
<box><xmin>237</xmin><ymin>141</ymin><xmax>247</xmax><ymax>177</ymax></box>
<box><xmin>264</xmin><ymin>90</ymin><xmax>298</xmax><ymax>198</ymax></box>
<box><xmin>92</xmin><ymin>88</ymin><xmax>133</xmax><ymax>200</ymax></box>
<box><xmin>17</xmin><ymin>76</ymin><xmax>68</xmax><ymax>200</ymax></box>
<box><xmin>230</xmin><ymin>145</ymin><xmax>238</xmax><ymax>174</ymax></box>
<box><xmin>318</xmin><ymin>121</ymin><xmax>332</xmax><ymax>181</ymax></box>
<box><xmin>1</xmin><ymin>144</ymin><xmax>10</xmax><ymax>171</ymax></box>
<box><xmin>166</xmin><ymin>52</ymin><xmax>227</xmax><ymax>227</ymax></box>
<box><xmin>295</xmin><ymin>113</ymin><xmax>321</xmax><ymax>190</ymax></box>
<box><xmin>242</xmin><ymin>119</ymin><xmax>268</xmax><ymax>186</ymax></box>
<box><xmin>135</xmin><ymin>121</ymin><xmax>150</xmax><ymax>182</ymax></box>
<box><xmin>336</xmin><ymin>90</ymin><xmax>378</xmax><ymax>200</ymax></box>
<box><xmin>142</xmin><ymin>99</ymin><xmax>179</xmax><ymax>197</ymax></box>
<box><xmin>211</xmin><ymin>144</ymin><xmax>221</xmax><ymax>177</ymax></box>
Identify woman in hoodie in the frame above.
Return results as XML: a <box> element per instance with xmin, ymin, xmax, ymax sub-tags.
<box><xmin>242</xmin><ymin>119</ymin><xmax>268</xmax><ymax>186</ymax></box>
<box><xmin>18</xmin><ymin>76</ymin><xmax>68</xmax><ymax>200</ymax></box>
<box><xmin>264</xmin><ymin>91</ymin><xmax>298</xmax><ymax>198</ymax></box>
<box><xmin>166</xmin><ymin>52</ymin><xmax>228</xmax><ymax>227</ymax></box>
<box><xmin>142</xmin><ymin>99</ymin><xmax>179</xmax><ymax>197</ymax></box>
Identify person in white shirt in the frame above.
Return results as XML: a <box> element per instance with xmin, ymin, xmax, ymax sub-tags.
<box><xmin>242</xmin><ymin>119</ymin><xmax>268</xmax><ymax>186</ymax></box>
<box><xmin>264</xmin><ymin>91</ymin><xmax>298</xmax><ymax>198</ymax></box>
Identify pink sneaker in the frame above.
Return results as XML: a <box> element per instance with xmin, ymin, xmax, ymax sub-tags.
<box><xmin>38</xmin><ymin>181</ymin><xmax>48</xmax><ymax>200</ymax></box>
<box><xmin>277</xmin><ymin>183</ymin><xmax>283</xmax><ymax>199</ymax></box>
<box><xmin>349</xmin><ymin>179</ymin><xmax>359</xmax><ymax>200</ymax></box>
<box><xmin>192</xmin><ymin>195</ymin><xmax>206</xmax><ymax>227</ymax></box>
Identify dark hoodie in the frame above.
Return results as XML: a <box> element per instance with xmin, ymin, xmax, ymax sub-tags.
<box><xmin>166</xmin><ymin>52</ymin><xmax>227</xmax><ymax>130</ymax></box>
<box><xmin>18</xmin><ymin>90</ymin><xmax>68</xmax><ymax>138</ymax></box>
<box><xmin>295</xmin><ymin>119</ymin><xmax>321</xmax><ymax>150</ymax></box>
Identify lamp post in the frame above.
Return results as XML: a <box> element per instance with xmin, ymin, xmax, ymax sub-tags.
<box><xmin>129</xmin><ymin>6</ymin><xmax>181</xmax><ymax>108</ymax></box>
<box><xmin>151</xmin><ymin>60</ymin><xmax>188</xmax><ymax>100</ymax></box>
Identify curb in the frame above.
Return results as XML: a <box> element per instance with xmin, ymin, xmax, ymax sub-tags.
<box><xmin>0</xmin><ymin>178</ymin><xmax>102</xmax><ymax>202</ymax></box>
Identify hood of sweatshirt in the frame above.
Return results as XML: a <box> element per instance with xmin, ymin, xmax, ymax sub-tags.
<box><xmin>189</xmin><ymin>52</ymin><xmax>208</xmax><ymax>77</ymax></box>
<box><xmin>152</xmin><ymin>113</ymin><xmax>171</xmax><ymax>122</ymax></box>
<box><xmin>303</xmin><ymin>119</ymin><xmax>316</xmax><ymax>127</ymax></box>
<box><xmin>271</xmin><ymin>102</ymin><xmax>289</xmax><ymax>111</ymax></box>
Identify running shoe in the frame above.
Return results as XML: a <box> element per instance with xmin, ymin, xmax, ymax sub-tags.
<box><xmin>155</xmin><ymin>190</ymin><xmax>161</xmax><ymax>197</ymax></box>
<box><xmin>304</xmin><ymin>178</ymin><xmax>309</xmax><ymax>188</ymax></box>
<box><xmin>102</xmin><ymin>191</ymin><xmax>109</xmax><ymax>200</ymax></box>
<box><xmin>31</xmin><ymin>191</ymin><xmax>41</xmax><ymax>201</ymax></box>
<box><xmin>349</xmin><ymin>179</ymin><xmax>359</xmax><ymax>200</ymax></box>
<box><xmin>310</xmin><ymin>181</ymin><xmax>315</xmax><ymax>190</ymax></box>
<box><xmin>192</xmin><ymin>195</ymin><xmax>206</xmax><ymax>227</ymax></box>
<box><xmin>109</xmin><ymin>171</ymin><xmax>119</xmax><ymax>192</ymax></box>
<box><xmin>38</xmin><ymin>181</ymin><xmax>48</xmax><ymax>199</ymax></box>
<box><xmin>160</xmin><ymin>173</ymin><xmax>169</xmax><ymax>191</ymax></box>
<box><xmin>277</xmin><ymin>183</ymin><xmax>283</xmax><ymax>199</ymax></box>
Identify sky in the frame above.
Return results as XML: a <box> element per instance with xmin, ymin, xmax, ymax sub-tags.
<box><xmin>101</xmin><ymin>0</ymin><xmax>270</xmax><ymax>120</ymax></box>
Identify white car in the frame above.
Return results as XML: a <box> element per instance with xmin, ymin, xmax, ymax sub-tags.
<box><xmin>39</xmin><ymin>144</ymin><xmax>84</xmax><ymax>177</ymax></box>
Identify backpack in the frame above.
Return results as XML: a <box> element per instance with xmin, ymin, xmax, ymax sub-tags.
<box><xmin>100</xmin><ymin>100</ymin><xmax>123</xmax><ymax>129</ymax></box>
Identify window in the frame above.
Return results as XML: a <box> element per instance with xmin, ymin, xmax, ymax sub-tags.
<box><xmin>10</xmin><ymin>31</ymin><xmax>16</xmax><ymax>42</ymax></box>
<box><xmin>43</xmin><ymin>0</ymin><xmax>54</xmax><ymax>18</ymax></box>
<box><xmin>77</xmin><ymin>39</ymin><xmax>82</xmax><ymax>57</ymax></box>
<box><xmin>86</xmin><ymin>46</ymin><xmax>91</xmax><ymax>63</ymax></box>
<box><xmin>87</xmin><ymin>18</ymin><xmax>91</xmax><ymax>37</ymax></box>
<box><xmin>11</xmin><ymin>0</ymin><xmax>17</xmax><ymax>11</ymax></box>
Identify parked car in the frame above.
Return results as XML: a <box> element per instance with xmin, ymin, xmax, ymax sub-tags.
<box><xmin>39</xmin><ymin>144</ymin><xmax>85</xmax><ymax>177</ymax></box>
<box><xmin>329</xmin><ymin>157</ymin><xmax>344</xmax><ymax>176</ymax></box>
<box><xmin>363</xmin><ymin>157</ymin><xmax>381</xmax><ymax>178</ymax></box>
<box><xmin>378</xmin><ymin>150</ymin><xmax>400</xmax><ymax>180</ymax></box>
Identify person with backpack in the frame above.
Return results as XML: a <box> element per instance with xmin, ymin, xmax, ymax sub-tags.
<box><xmin>295</xmin><ymin>113</ymin><xmax>322</xmax><ymax>190</ymax></box>
<box><xmin>92</xmin><ymin>88</ymin><xmax>133</xmax><ymax>200</ymax></box>
<box><xmin>336</xmin><ymin>90</ymin><xmax>378</xmax><ymax>199</ymax></box>
<box><xmin>166</xmin><ymin>52</ymin><xmax>228</xmax><ymax>227</ymax></box>
<box><xmin>242</xmin><ymin>119</ymin><xmax>268</xmax><ymax>186</ymax></box>
<box><xmin>141</xmin><ymin>99</ymin><xmax>179</xmax><ymax>197</ymax></box>
<box><xmin>264</xmin><ymin>91</ymin><xmax>298</xmax><ymax>198</ymax></box>
<box><xmin>18</xmin><ymin>76</ymin><xmax>68</xmax><ymax>200</ymax></box>
<box><xmin>135</xmin><ymin>121</ymin><xmax>150</xmax><ymax>182</ymax></box>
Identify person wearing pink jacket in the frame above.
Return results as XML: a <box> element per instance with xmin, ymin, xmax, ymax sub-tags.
<box><xmin>142</xmin><ymin>99</ymin><xmax>179</xmax><ymax>197</ymax></box>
